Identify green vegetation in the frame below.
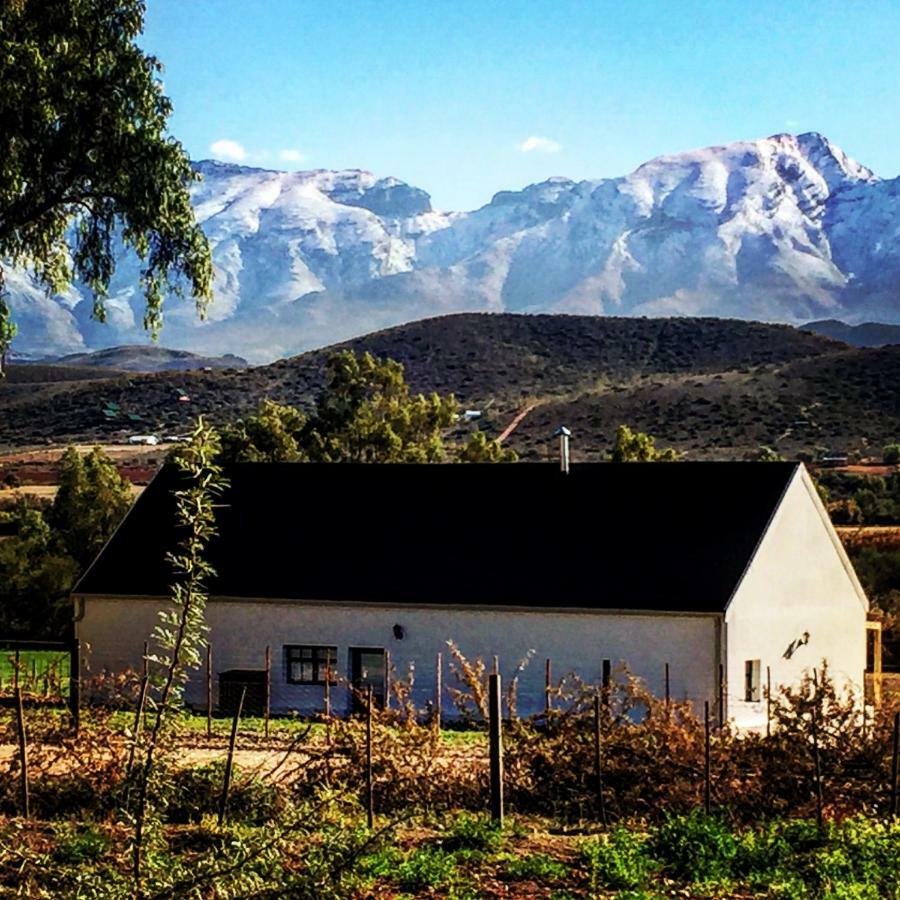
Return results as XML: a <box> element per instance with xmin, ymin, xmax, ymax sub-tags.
<box><xmin>0</xmin><ymin>649</ymin><xmax>70</xmax><ymax>694</ymax></box>
<box><xmin>0</xmin><ymin>0</ymin><xmax>211</xmax><ymax>374</ymax></box>
<box><xmin>610</xmin><ymin>424</ymin><xmax>679</xmax><ymax>461</ymax></box>
<box><xmin>4</xmin><ymin>806</ymin><xmax>899</xmax><ymax>898</ymax></box>
<box><xmin>0</xmin><ymin>447</ymin><xmax>132</xmax><ymax>637</ymax></box>
<box><xmin>2</xmin><ymin>663</ymin><xmax>899</xmax><ymax>896</ymax></box>
<box><xmin>0</xmin><ymin>313</ymin><xmax>858</xmax><ymax>449</ymax></box>
<box><xmin>220</xmin><ymin>349</ymin><xmax>514</xmax><ymax>464</ymax></box>
<box><xmin>820</xmin><ymin>470</ymin><xmax>900</xmax><ymax>524</ymax></box>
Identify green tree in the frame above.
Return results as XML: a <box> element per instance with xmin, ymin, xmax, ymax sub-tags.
<box><xmin>610</xmin><ymin>425</ymin><xmax>679</xmax><ymax>462</ymax></box>
<box><xmin>457</xmin><ymin>430</ymin><xmax>518</xmax><ymax>463</ymax></box>
<box><xmin>49</xmin><ymin>446</ymin><xmax>134</xmax><ymax>568</ymax></box>
<box><xmin>0</xmin><ymin>0</ymin><xmax>212</xmax><ymax>375</ymax></box>
<box><xmin>0</xmin><ymin>295</ymin><xmax>16</xmax><ymax>374</ymax></box>
<box><xmin>304</xmin><ymin>351</ymin><xmax>458</xmax><ymax>463</ymax></box>
<box><xmin>0</xmin><ymin>500</ymin><xmax>79</xmax><ymax>637</ymax></box>
<box><xmin>220</xmin><ymin>399</ymin><xmax>308</xmax><ymax>463</ymax></box>
<box><xmin>883</xmin><ymin>444</ymin><xmax>900</xmax><ymax>466</ymax></box>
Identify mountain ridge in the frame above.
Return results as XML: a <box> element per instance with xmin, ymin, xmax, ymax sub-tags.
<box><xmin>6</xmin><ymin>132</ymin><xmax>900</xmax><ymax>362</ymax></box>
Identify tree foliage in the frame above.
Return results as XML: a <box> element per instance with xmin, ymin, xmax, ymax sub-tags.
<box><xmin>0</xmin><ymin>446</ymin><xmax>133</xmax><ymax>636</ymax></box>
<box><xmin>220</xmin><ymin>351</ymin><xmax>519</xmax><ymax>465</ymax></box>
<box><xmin>220</xmin><ymin>351</ymin><xmax>515</xmax><ymax>465</ymax></box>
<box><xmin>0</xmin><ymin>0</ymin><xmax>212</xmax><ymax>373</ymax></box>
<box><xmin>305</xmin><ymin>351</ymin><xmax>458</xmax><ymax>463</ymax></box>
<box><xmin>456</xmin><ymin>429</ymin><xmax>517</xmax><ymax>463</ymax></box>
<box><xmin>48</xmin><ymin>446</ymin><xmax>133</xmax><ymax>567</ymax></box>
<box><xmin>0</xmin><ymin>499</ymin><xmax>79</xmax><ymax>636</ymax></box>
<box><xmin>220</xmin><ymin>399</ymin><xmax>307</xmax><ymax>463</ymax></box>
<box><xmin>610</xmin><ymin>425</ymin><xmax>679</xmax><ymax>462</ymax></box>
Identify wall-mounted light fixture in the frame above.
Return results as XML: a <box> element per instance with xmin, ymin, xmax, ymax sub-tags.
<box><xmin>393</xmin><ymin>624</ymin><xmax>405</xmax><ymax>640</ymax></box>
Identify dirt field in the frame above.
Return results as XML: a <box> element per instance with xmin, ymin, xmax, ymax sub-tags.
<box><xmin>0</xmin><ymin>442</ymin><xmax>165</xmax><ymax>495</ymax></box>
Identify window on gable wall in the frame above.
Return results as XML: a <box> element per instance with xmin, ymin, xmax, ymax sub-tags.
<box><xmin>744</xmin><ymin>659</ymin><xmax>761</xmax><ymax>702</ymax></box>
<box><xmin>285</xmin><ymin>645</ymin><xmax>337</xmax><ymax>685</ymax></box>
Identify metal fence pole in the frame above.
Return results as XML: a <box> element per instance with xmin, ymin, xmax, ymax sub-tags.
<box><xmin>14</xmin><ymin>687</ymin><xmax>29</xmax><ymax>818</ymax></box>
<box><xmin>218</xmin><ymin>686</ymin><xmax>246</xmax><ymax>826</ymax></box>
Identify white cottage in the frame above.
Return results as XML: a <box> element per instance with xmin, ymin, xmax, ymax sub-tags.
<box><xmin>73</xmin><ymin>461</ymin><xmax>868</xmax><ymax>730</ymax></box>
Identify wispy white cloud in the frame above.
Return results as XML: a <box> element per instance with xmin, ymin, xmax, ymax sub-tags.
<box><xmin>785</xmin><ymin>119</ymin><xmax>800</xmax><ymax>129</ymax></box>
<box><xmin>519</xmin><ymin>135</ymin><xmax>562</xmax><ymax>154</ymax></box>
<box><xmin>279</xmin><ymin>148</ymin><xmax>306</xmax><ymax>163</ymax></box>
<box><xmin>209</xmin><ymin>139</ymin><xmax>247</xmax><ymax>162</ymax></box>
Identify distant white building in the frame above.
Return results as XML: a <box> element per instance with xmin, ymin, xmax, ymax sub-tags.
<box><xmin>73</xmin><ymin>461</ymin><xmax>868</xmax><ymax>730</ymax></box>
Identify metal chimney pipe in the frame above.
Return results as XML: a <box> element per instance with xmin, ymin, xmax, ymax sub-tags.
<box><xmin>554</xmin><ymin>426</ymin><xmax>571</xmax><ymax>474</ymax></box>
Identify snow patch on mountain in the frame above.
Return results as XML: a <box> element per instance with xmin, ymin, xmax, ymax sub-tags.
<box><xmin>6</xmin><ymin>132</ymin><xmax>900</xmax><ymax>363</ymax></box>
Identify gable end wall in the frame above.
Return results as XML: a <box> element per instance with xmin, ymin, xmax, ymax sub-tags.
<box><xmin>725</xmin><ymin>466</ymin><xmax>867</xmax><ymax>730</ymax></box>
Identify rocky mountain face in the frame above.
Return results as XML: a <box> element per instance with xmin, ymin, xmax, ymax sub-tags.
<box><xmin>6</xmin><ymin>133</ymin><xmax>900</xmax><ymax>363</ymax></box>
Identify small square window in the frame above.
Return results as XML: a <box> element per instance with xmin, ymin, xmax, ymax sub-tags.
<box><xmin>285</xmin><ymin>645</ymin><xmax>337</xmax><ymax>685</ymax></box>
<box><xmin>744</xmin><ymin>659</ymin><xmax>761</xmax><ymax>702</ymax></box>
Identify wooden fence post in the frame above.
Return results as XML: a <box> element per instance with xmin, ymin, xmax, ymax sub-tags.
<box><xmin>206</xmin><ymin>643</ymin><xmax>213</xmax><ymax>740</ymax></box>
<box><xmin>434</xmin><ymin>652</ymin><xmax>442</xmax><ymax>734</ymax></box>
<box><xmin>218</xmin><ymin>686</ymin><xmax>246</xmax><ymax>826</ymax></box>
<box><xmin>718</xmin><ymin>663</ymin><xmax>725</xmax><ymax>730</ymax></box>
<box><xmin>365</xmin><ymin>686</ymin><xmax>374</xmax><ymax>828</ymax></box>
<box><xmin>385</xmin><ymin>650</ymin><xmax>391</xmax><ymax>711</ymax></box>
<box><xmin>489</xmin><ymin>672</ymin><xmax>504</xmax><ymax>825</ymax></box>
<box><xmin>544</xmin><ymin>658</ymin><xmax>552</xmax><ymax>717</ymax></box>
<box><xmin>593</xmin><ymin>694</ymin><xmax>608</xmax><ymax>826</ymax></box>
<box><xmin>264</xmin><ymin>645</ymin><xmax>271</xmax><ymax>739</ymax></box>
<box><xmin>664</xmin><ymin>662</ymin><xmax>670</xmax><ymax>715</ymax></box>
<box><xmin>124</xmin><ymin>675</ymin><xmax>149</xmax><ymax>809</ymax></box>
<box><xmin>69</xmin><ymin>639</ymin><xmax>80</xmax><ymax>735</ymax></box>
<box><xmin>126</xmin><ymin>676</ymin><xmax>149</xmax><ymax>777</ymax></box>
<box><xmin>704</xmin><ymin>700</ymin><xmax>711</xmax><ymax>815</ymax></box>
<box><xmin>14</xmin><ymin>687</ymin><xmax>29</xmax><ymax>818</ymax></box>
<box><xmin>811</xmin><ymin>670</ymin><xmax>824</xmax><ymax>830</ymax></box>
<box><xmin>14</xmin><ymin>648</ymin><xmax>20</xmax><ymax>691</ymax></box>
<box><xmin>890</xmin><ymin>710</ymin><xmax>899</xmax><ymax>820</ymax></box>
<box><xmin>142</xmin><ymin>641</ymin><xmax>149</xmax><ymax>680</ymax></box>
<box><xmin>324</xmin><ymin>662</ymin><xmax>332</xmax><ymax>721</ymax></box>
<box><xmin>766</xmin><ymin>665</ymin><xmax>772</xmax><ymax>738</ymax></box>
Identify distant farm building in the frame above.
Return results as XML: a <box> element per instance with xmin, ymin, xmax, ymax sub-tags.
<box><xmin>73</xmin><ymin>462</ymin><xmax>868</xmax><ymax>730</ymax></box>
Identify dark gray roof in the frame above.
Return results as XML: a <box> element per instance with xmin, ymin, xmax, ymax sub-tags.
<box><xmin>75</xmin><ymin>461</ymin><xmax>799</xmax><ymax>613</ymax></box>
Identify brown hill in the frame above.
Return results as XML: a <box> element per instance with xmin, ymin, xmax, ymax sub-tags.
<box><xmin>1</xmin><ymin>313</ymin><xmax>880</xmax><ymax>459</ymax></box>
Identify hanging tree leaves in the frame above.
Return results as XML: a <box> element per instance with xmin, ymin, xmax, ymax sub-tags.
<box><xmin>0</xmin><ymin>0</ymin><xmax>213</xmax><ymax>374</ymax></box>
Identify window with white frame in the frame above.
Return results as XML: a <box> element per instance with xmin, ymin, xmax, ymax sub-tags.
<box><xmin>285</xmin><ymin>645</ymin><xmax>337</xmax><ymax>685</ymax></box>
<box><xmin>744</xmin><ymin>659</ymin><xmax>761</xmax><ymax>702</ymax></box>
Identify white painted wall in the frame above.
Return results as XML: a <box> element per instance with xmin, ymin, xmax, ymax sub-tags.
<box><xmin>76</xmin><ymin>596</ymin><xmax>720</xmax><ymax>719</ymax></box>
<box><xmin>725</xmin><ymin>466</ymin><xmax>868</xmax><ymax>730</ymax></box>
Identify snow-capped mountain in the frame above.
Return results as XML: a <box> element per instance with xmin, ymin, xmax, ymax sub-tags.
<box><xmin>7</xmin><ymin>133</ymin><xmax>900</xmax><ymax>363</ymax></box>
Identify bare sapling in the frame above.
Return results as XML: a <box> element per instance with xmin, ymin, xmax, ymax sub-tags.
<box><xmin>129</xmin><ymin>418</ymin><xmax>227</xmax><ymax>896</ymax></box>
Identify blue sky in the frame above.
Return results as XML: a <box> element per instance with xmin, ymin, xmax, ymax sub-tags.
<box><xmin>142</xmin><ymin>0</ymin><xmax>900</xmax><ymax>211</ymax></box>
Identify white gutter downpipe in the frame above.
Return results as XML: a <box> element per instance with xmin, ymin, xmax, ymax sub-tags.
<box><xmin>554</xmin><ymin>426</ymin><xmax>571</xmax><ymax>474</ymax></box>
